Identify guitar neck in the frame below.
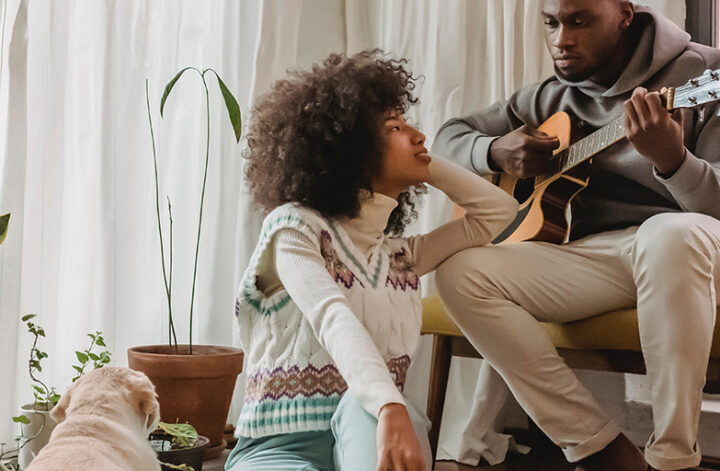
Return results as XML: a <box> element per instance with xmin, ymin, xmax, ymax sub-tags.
<box><xmin>563</xmin><ymin>114</ymin><xmax>626</xmax><ymax>170</ymax></box>
<box><xmin>535</xmin><ymin>67</ymin><xmax>720</xmax><ymax>184</ymax></box>
<box><xmin>537</xmin><ymin>114</ymin><xmax>626</xmax><ymax>185</ymax></box>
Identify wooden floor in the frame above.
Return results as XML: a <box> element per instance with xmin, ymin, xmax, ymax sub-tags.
<box><xmin>433</xmin><ymin>449</ymin><xmax>574</xmax><ymax>471</ymax></box>
<box><xmin>433</xmin><ymin>450</ymin><xmax>720</xmax><ymax>471</ymax></box>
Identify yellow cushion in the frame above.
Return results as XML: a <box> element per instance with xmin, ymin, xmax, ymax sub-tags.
<box><xmin>421</xmin><ymin>296</ymin><xmax>720</xmax><ymax>358</ymax></box>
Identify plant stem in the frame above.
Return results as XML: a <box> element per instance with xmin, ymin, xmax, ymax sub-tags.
<box><xmin>146</xmin><ymin>80</ymin><xmax>178</xmax><ymax>350</ymax></box>
<box><xmin>28</xmin><ymin>333</ymin><xmax>51</xmax><ymax>405</ymax></box>
<box><xmin>167</xmin><ymin>196</ymin><xmax>174</xmax><ymax>350</ymax></box>
<box><xmin>188</xmin><ymin>70</ymin><xmax>211</xmax><ymax>355</ymax></box>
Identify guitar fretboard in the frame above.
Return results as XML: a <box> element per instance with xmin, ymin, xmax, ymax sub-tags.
<box><xmin>536</xmin><ymin>115</ymin><xmax>626</xmax><ymax>186</ymax></box>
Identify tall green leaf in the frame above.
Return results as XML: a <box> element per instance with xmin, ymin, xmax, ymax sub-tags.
<box><xmin>0</xmin><ymin>213</ymin><xmax>9</xmax><ymax>246</ymax></box>
<box><xmin>211</xmin><ymin>72</ymin><xmax>242</xmax><ymax>143</ymax></box>
<box><xmin>160</xmin><ymin>67</ymin><xmax>196</xmax><ymax>117</ymax></box>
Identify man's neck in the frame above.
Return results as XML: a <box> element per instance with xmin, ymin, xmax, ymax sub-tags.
<box><xmin>591</xmin><ymin>28</ymin><xmax>639</xmax><ymax>87</ymax></box>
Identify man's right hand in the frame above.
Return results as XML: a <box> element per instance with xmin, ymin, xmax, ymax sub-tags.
<box><xmin>488</xmin><ymin>125</ymin><xmax>560</xmax><ymax>178</ymax></box>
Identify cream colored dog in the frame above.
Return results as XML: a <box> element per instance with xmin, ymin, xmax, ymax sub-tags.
<box><xmin>26</xmin><ymin>366</ymin><xmax>161</xmax><ymax>471</ymax></box>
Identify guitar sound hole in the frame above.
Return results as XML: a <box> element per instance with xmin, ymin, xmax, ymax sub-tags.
<box><xmin>513</xmin><ymin>178</ymin><xmax>535</xmax><ymax>204</ymax></box>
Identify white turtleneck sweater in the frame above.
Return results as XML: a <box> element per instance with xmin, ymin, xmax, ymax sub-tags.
<box><xmin>254</xmin><ymin>156</ymin><xmax>518</xmax><ymax>417</ymax></box>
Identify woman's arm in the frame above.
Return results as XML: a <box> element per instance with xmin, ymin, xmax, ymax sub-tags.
<box><xmin>273</xmin><ymin>229</ymin><xmax>405</xmax><ymax>415</ymax></box>
<box><xmin>407</xmin><ymin>156</ymin><xmax>519</xmax><ymax>276</ymax></box>
<box><xmin>273</xmin><ymin>229</ymin><xmax>425</xmax><ymax>470</ymax></box>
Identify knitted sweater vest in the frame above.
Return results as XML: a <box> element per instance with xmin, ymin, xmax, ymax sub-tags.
<box><xmin>234</xmin><ymin>204</ymin><xmax>422</xmax><ymax>437</ymax></box>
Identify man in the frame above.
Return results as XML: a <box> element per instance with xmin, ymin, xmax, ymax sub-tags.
<box><xmin>432</xmin><ymin>1</ymin><xmax>720</xmax><ymax>470</ymax></box>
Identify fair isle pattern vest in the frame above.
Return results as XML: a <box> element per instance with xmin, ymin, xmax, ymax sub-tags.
<box><xmin>234</xmin><ymin>204</ymin><xmax>423</xmax><ymax>437</ymax></box>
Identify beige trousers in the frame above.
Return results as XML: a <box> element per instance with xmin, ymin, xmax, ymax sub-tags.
<box><xmin>435</xmin><ymin>213</ymin><xmax>720</xmax><ymax>471</ymax></box>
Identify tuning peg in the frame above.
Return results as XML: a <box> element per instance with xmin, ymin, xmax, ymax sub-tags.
<box><xmin>689</xmin><ymin>96</ymin><xmax>698</xmax><ymax>105</ymax></box>
<box><xmin>712</xmin><ymin>71</ymin><xmax>720</xmax><ymax>80</ymax></box>
<box><xmin>709</xmin><ymin>91</ymin><xmax>718</xmax><ymax>98</ymax></box>
<box><xmin>690</xmin><ymin>78</ymin><xmax>699</xmax><ymax>86</ymax></box>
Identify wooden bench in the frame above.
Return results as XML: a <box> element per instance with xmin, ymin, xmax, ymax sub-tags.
<box><xmin>421</xmin><ymin>295</ymin><xmax>720</xmax><ymax>458</ymax></box>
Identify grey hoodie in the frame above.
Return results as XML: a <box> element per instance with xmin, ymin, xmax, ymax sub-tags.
<box><xmin>433</xmin><ymin>6</ymin><xmax>720</xmax><ymax>240</ymax></box>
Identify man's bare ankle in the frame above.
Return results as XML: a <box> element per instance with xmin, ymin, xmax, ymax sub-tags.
<box><xmin>574</xmin><ymin>433</ymin><xmax>646</xmax><ymax>471</ymax></box>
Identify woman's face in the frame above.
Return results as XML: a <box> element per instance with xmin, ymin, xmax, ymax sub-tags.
<box><xmin>372</xmin><ymin>110</ymin><xmax>430</xmax><ymax>198</ymax></box>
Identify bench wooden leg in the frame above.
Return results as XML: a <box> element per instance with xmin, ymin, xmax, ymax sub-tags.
<box><xmin>426</xmin><ymin>334</ymin><xmax>452</xmax><ymax>463</ymax></box>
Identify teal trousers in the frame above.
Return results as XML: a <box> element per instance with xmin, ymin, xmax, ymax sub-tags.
<box><xmin>225</xmin><ymin>392</ymin><xmax>432</xmax><ymax>471</ymax></box>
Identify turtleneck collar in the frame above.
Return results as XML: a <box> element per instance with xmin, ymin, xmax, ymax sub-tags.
<box><xmin>339</xmin><ymin>191</ymin><xmax>399</xmax><ymax>256</ymax></box>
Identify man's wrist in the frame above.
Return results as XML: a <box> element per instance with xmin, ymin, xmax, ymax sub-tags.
<box><xmin>487</xmin><ymin>138</ymin><xmax>503</xmax><ymax>173</ymax></box>
<box><xmin>654</xmin><ymin>149</ymin><xmax>687</xmax><ymax>179</ymax></box>
<box><xmin>487</xmin><ymin>153</ymin><xmax>502</xmax><ymax>172</ymax></box>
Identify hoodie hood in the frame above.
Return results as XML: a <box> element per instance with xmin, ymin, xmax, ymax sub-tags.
<box><xmin>555</xmin><ymin>5</ymin><xmax>690</xmax><ymax>98</ymax></box>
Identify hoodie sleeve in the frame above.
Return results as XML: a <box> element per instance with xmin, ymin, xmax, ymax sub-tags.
<box><xmin>653</xmin><ymin>108</ymin><xmax>720</xmax><ymax>220</ymax></box>
<box><xmin>432</xmin><ymin>82</ymin><xmax>544</xmax><ymax>175</ymax></box>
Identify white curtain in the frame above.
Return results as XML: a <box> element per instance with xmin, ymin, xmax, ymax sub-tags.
<box><xmin>0</xmin><ymin>0</ymin><xmax>684</xmax><ymax>461</ymax></box>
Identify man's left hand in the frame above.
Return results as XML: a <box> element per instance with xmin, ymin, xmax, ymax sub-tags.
<box><xmin>624</xmin><ymin>87</ymin><xmax>686</xmax><ymax>177</ymax></box>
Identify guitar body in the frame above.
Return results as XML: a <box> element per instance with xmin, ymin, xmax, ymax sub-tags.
<box><xmin>493</xmin><ymin>112</ymin><xmax>590</xmax><ymax>244</ymax></box>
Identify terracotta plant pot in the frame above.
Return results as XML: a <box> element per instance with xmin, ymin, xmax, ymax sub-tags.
<box><xmin>151</xmin><ymin>433</ymin><xmax>210</xmax><ymax>471</ymax></box>
<box><xmin>128</xmin><ymin>345</ymin><xmax>243</xmax><ymax>459</ymax></box>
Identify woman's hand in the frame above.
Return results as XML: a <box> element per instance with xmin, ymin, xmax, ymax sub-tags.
<box><xmin>376</xmin><ymin>403</ymin><xmax>425</xmax><ymax>471</ymax></box>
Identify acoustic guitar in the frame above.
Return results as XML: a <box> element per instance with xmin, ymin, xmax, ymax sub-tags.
<box><xmin>491</xmin><ymin>68</ymin><xmax>720</xmax><ymax>245</ymax></box>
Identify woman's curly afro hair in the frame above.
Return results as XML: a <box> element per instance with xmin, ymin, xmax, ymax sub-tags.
<box><xmin>244</xmin><ymin>49</ymin><xmax>424</xmax><ymax>235</ymax></box>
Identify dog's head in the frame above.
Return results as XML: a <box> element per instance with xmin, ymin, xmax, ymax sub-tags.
<box><xmin>52</xmin><ymin>367</ymin><xmax>160</xmax><ymax>434</ymax></box>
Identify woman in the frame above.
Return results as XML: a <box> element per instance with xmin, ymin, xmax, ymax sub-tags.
<box><xmin>230</xmin><ymin>49</ymin><xmax>518</xmax><ymax>471</ymax></box>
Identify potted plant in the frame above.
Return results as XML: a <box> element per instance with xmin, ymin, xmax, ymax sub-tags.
<box><xmin>127</xmin><ymin>69</ymin><xmax>244</xmax><ymax>459</ymax></box>
<box><xmin>12</xmin><ymin>315</ymin><xmax>60</xmax><ymax>469</ymax></box>
<box><xmin>3</xmin><ymin>315</ymin><xmax>111</xmax><ymax>469</ymax></box>
<box><xmin>151</xmin><ymin>422</ymin><xmax>209</xmax><ymax>471</ymax></box>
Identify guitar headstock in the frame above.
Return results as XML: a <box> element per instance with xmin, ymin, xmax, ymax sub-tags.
<box><xmin>669</xmin><ymin>68</ymin><xmax>720</xmax><ymax>109</ymax></box>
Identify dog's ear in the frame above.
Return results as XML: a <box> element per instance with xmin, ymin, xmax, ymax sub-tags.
<box><xmin>139</xmin><ymin>393</ymin><xmax>161</xmax><ymax>432</ymax></box>
<box><xmin>125</xmin><ymin>375</ymin><xmax>161</xmax><ymax>433</ymax></box>
<box><xmin>51</xmin><ymin>387</ymin><xmax>73</xmax><ymax>423</ymax></box>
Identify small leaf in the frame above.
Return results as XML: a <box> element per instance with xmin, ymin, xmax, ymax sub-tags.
<box><xmin>12</xmin><ymin>415</ymin><xmax>30</xmax><ymax>425</ymax></box>
<box><xmin>35</xmin><ymin>364</ymin><xmax>42</xmax><ymax>372</ymax></box>
<box><xmin>213</xmin><ymin>72</ymin><xmax>242</xmax><ymax>143</ymax></box>
<box><xmin>72</xmin><ymin>365</ymin><xmax>83</xmax><ymax>373</ymax></box>
<box><xmin>75</xmin><ymin>351</ymin><xmax>89</xmax><ymax>363</ymax></box>
<box><xmin>0</xmin><ymin>213</ymin><xmax>9</xmax><ymax>245</ymax></box>
<box><xmin>32</xmin><ymin>385</ymin><xmax>46</xmax><ymax>395</ymax></box>
<box><xmin>21</xmin><ymin>314</ymin><xmax>35</xmax><ymax>322</ymax></box>
<box><xmin>88</xmin><ymin>353</ymin><xmax>99</xmax><ymax>361</ymax></box>
<box><xmin>96</xmin><ymin>338</ymin><xmax>106</xmax><ymax>347</ymax></box>
<box><xmin>50</xmin><ymin>394</ymin><xmax>60</xmax><ymax>405</ymax></box>
<box><xmin>160</xmin><ymin>67</ymin><xmax>196</xmax><ymax>117</ymax></box>
<box><xmin>37</xmin><ymin>329</ymin><xmax>45</xmax><ymax>337</ymax></box>
<box><xmin>87</xmin><ymin>333</ymin><xmax>96</xmax><ymax>340</ymax></box>
<box><xmin>157</xmin><ymin>422</ymin><xmax>198</xmax><ymax>449</ymax></box>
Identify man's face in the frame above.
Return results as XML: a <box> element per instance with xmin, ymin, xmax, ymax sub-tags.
<box><xmin>542</xmin><ymin>0</ymin><xmax>633</xmax><ymax>82</ymax></box>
